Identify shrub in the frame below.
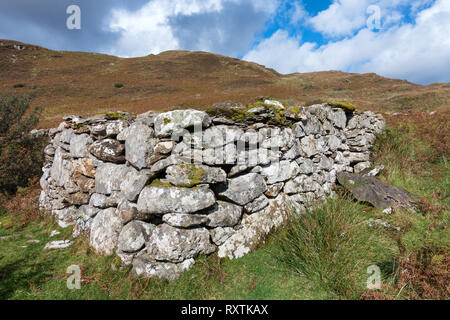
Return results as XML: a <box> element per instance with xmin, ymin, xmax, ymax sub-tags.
<box><xmin>272</xmin><ymin>197</ymin><xmax>386</xmax><ymax>299</ymax></box>
<box><xmin>0</xmin><ymin>95</ymin><xmax>47</xmax><ymax>194</ymax></box>
<box><xmin>114</xmin><ymin>83</ymin><xmax>124</xmax><ymax>88</ymax></box>
<box><xmin>13</xmin><ymin>84</ymin><xmax>25</xmax><ymax>88</ymax></box>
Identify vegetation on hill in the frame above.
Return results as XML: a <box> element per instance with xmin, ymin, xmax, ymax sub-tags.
<box><xmin>0</xmin><ymin>40</ymin><xmax>448</xmax><ymax>129</ymax></box>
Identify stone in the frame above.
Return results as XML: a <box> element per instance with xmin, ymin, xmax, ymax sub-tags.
<box><xmin>147</xmin><ymin>224</ymin><xmax>215</xmax><ymax>263</ymax></box>
<box><xmin>284</xmin><ymin>175</ymin><xmax>321</xmax><ymax>194</ymax></box>
<box><xmin>88</xmin><ymin>139</ymin><xmax>125</xmax><ymax>163</ymax></box>
<box><xmin>218</xmin><ymin>195</ymin><xmax>289</xmax><ymax>259</ymax></box>
<box><xmin>264</xmin><ymin>182</ymin><xmax>284</xmax><ymax>198</ymax></box>
<box><xmin>106</xmin><ymin>120</ymin><xmax>128</xmax><ymax>137</ymax></box>
<box><xmin>209</xmin><ymin>227</ymin><xmax>235</xmax><ymax>246</ymax></box>
<box><xmin>260</xmin><ymin>160</ymin><xmax>299</xmax><ymax>184</ymax></box>
<box><xmin>132</xmin><ymin>257</ymin><xmax>195</xmax><ymax>281</ymax></box>
<box><xmin>69</xmin><ymin>134</ymin><xmax>93</xmax><ymax>158</ymax></box>
<box><xmin>74</xmin><ymin>158</ymin><xmax>96</xmax><ymax>178</ymax></box>
<box><xmin>125</xmin><ymin>122</ymin><xmax>158</xmax><ymax>169</ymax></box>
<box><xmin>116</xmin><ymin>199</ymin><xmax>148</xmax><ymax>224</ymax></box>
<box><xmin>264</xmin><ymin>99</ymin><xmax>284</xmax><ymax>109</ymax></box>
<box><xmin>53</xmin><ymin>206</ymin><xmax>80</xmax><ymax>228</ymax></box>
<box><xmin>300</xmin><ymin>136</ymin><xmax>319</xmax><ymax>157</ymax></box>
<box><xmin>154</xmin><ymin>109</ymin><xmax>211</xmax><ymax>137</ymax></box>
<box><xmin>217</xmin><ymin>173</ymin><xmax>267</xmax><ymax>206</ymax></box>
<box><xmin>166</xmin><ymin>164</ymin><xmax>226</xmax><ymax>187</ymax></box>
<box><xmin>120</xmin><ymin>168</ymin><xmax>153</xmax><ymax>201</ymax></box>
<box><xmin>354</xmin><ymin>161</ymin><xmax>372</xmax><ymax>174</ymax></box>
<box><xmin>90</xmin><ymin>208</ymin><xmax>122</xmax><ymax>255</ymax></box>
<box><xmin>154</xmin><ymin>141</ymin><xmax>176</xmax><ymax>155</ymax></box>
<box><xmin>162</xmin><ymin>213</ymin><xmax>209</xmax><ymax>228</ymax></box>
<box><xmin>244</xmin><ymin>195</ymin><xmax>269</xmax><ymax>213</ymax></box>
<box><xmin>117</xmin><ymin>221</ymin><xmax>155</xmax><ymax>253</ymax></box>
<box><xmin>137</xmin><ymin>186</ymin><xmax>216</xmax><ymax>214</ymax></box>
<box><xmin>337</xmin><ymin>172</ymin><xmax>418</xmax><ymax>210</ymax></box>
<box><xmin>72</xmin><ymin>215</ymin><xmax>92</xmax><ymax>238</ymax></box>
<box><xmin>79</xmin><ymin>205</ymin><xmax>100</xmax><ymax>218</ymax></box>
<box><xmin>50</xmin><ymin>148</ymin><xmax>74</xmax><ymax>187</ymax></box>
<box><xmin>89</xmin><ymin>192</ymin><xmax>122</xmax><ymax>208</ymax></box>
<box><xmin>206</xmin><ymin>201</ymin><xmax>243</xmax><ymax>227</ymax></box>
<box><xmin>44</xmin><ymin>240</ymin><xmax>72</xmax><ymax>250</ymax></box>
<box><xmin>95</xmin><ymin>163</ymin><xmax>130</xmax><ymax>195</ymax></box>
<box><xmin>296</xmin><ymin>158</ymin><xmax>314</xmax><ymax>174</ymax></box>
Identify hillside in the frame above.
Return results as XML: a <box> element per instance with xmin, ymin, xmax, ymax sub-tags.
<box><xmin>1</xmin><ymin>39</ymin><xmax>449</xmax><ymax>128</ymax></box>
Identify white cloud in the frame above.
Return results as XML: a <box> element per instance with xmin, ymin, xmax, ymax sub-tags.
<box><xmin>243</xmin><ymin>0</ymin><xmax>450</xmax><ymax>84</ymax></box>
<box><xmin>106</xmin><ymin>0</ymin><xmax>278</xmax><ymax>57</ymax></box>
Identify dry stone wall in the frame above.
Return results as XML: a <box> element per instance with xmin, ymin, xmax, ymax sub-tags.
<box><xmin>39</xmin><ymin>102</ymin><xmax>385</xmax><ymax>280</ymax></box>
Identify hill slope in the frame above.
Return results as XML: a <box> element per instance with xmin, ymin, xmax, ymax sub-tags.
<box><xmin>1</xmin><ymin>39</ymin><xmax>449</xmax><ymax>128</ymax></box>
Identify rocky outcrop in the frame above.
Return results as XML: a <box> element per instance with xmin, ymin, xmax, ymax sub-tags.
<box><xmin>39</xmin><ymin>102</ymin><xmax>385</xmax><ymax>281</ymax></box>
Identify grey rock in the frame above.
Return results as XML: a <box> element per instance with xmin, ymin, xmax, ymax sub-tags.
<box><xmin>147</xmin><ymin>224</ymin><xmax>215</xmax><ymax>263</ymax></box>
<box><xmin>244</xmin><ymin>195</ymin><xmax>269</xmax><ymax>213</ymax></box>
<box><xmin>264</xmin><ymin>182</ymin><xmax>284</xmax><ymax>198</ymax></box>
<box><xmin>218</xmin><ymin>173</ymin><xmax>267</xmax><ymax>205</ymax></box>
<box><xmin>206</xmin><ymin>201</ymin><xmax>243</xmax><ymax>227</ymax></box>
<box><xmin>125</xmin><ymin>123</ymin><xmax>158</xmax><ymax>169</ymax></box>
<box><xmin>154</xmin><ymin>109</ymin><xmax>211</xmax><ymax>137</ymax></box>
<box><xmin>120</xmin><ymin>168</ymin><xmax>153</xmax><ymax>201</ymax></box>
<box><xmin>90</xmin><ymin>208</ymin><xmax>122</xmax><ymax>255</ymax></box>
<box><xmin>162</xmin><ymin>213</ymin><xmax>209</xmax><ymax>228</ymax></box>
<box><xmin>53</xmin><ymin>206</ymin><xmax>81</xmax><ymax>228</ymax></box>
<box><xmin>118</xmin><ymin>220</ymin><xmax>155</xmax><ymax>253</ymax></box>
<box><xmin>337</xmin><ymin>172</ymin><xmax>418</xmax><ymax>210</ymax></box>
<box><xmin>154</xmin><ymin>141</ymin><xmax>176</xmax><ymax>155</ymax></box>
<box><xmin>95</xmin><ymin>163</ymin><xmax>130</xmax><ymax>195</ymax></box>
<box><xmin>88</xmin><ymin>139</ymin><xmax>125</xmax><ymax>163</ymax></box>
<box><xmin>132</xmin><ymin>257</ymin><xmax>195</xmax><ymax>281</ymax></box>
<box><xmin>284</xmin><ymin>175</ymin><xmax>321</xmax><ymax>194</ymax></box>
<box><xmin>260</xmin><ymin>160</ymin><xmax>299</xmax><ymax>184</ymax></box>
<box><xmin>137</xmin><ymin>186</ymin><xmax>216</xmax><ymax>214</ymax></box>
<box><xmin>106</xmin><ymin>120</ymin><xmax>128</xmax><ymax>137</ymax></box>
<box><xmin>209</xmin><ymin>227</ymin><xmax>235</xmax><ymax>246</ymax></box>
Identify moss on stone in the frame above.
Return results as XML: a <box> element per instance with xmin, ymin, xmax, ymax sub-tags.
<box><xmin>163</xmin><ymin>117</ymin><xmax>171</xmax><ymax>124</ymax></box>
<box><xmin>178</xmin><ymin>163</ymin><xmax>207</xmax><ymax>187</ymax></box>
<box><xmin>1</xmin><ymin>219</ymin><xmax>14</xmax><ymax>230</ymax></box>
<box><xmin>327</xmin><ymin>101</ymin><xmax>357</xmax><ymax>113</ymax></box>
<box><xmin>149</xmin><ymin>179</ymin><xmax>173</xmax><ymax>188</ymax></box>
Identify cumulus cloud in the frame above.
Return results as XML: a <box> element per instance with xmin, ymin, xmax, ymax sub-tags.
<box><xmin>107</xmin><ymin>0</ymin><xmax>278</xmax><ymax>57</ymax></box>
<box><xmin>244</xmin><ymin>0</ymin><xmax>450</xmax><ymax>84</ymax></box>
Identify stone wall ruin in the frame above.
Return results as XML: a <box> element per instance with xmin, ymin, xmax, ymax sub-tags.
<box><xmin>39</xmin><ymin>102</ymin><xmax>386</xmax><ymax>280</ymax></box>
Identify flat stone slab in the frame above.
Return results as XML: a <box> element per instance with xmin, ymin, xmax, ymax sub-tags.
<box><xmin>337</xmin><ymin>172</ymin><xmax>418</xmax><ymax>210</ymax></box>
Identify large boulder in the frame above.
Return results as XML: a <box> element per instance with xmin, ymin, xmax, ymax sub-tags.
<box><xmin>217</xmin><ymin>173</ymin><xmax>267</xmax><ymax>206</ymax></box>
<box><xmin>88</xmin><ymin>139</ymin><xmax>125</xmax><ymax>163</ymax></box>
<box><xmin>166</xmin><ymin>164</ymin><xmax>226</xmax><ymax>187</ymax></box>
<box><xmin>154</xmin><ymin>109</ymin><xmax>211</xmax><ymax>137</ymax></box>
<box><xmin>147</xmin><ymin>224</ymin><xmax>215</xmax><ymax>263</ymax></box>
<box><xmin>90</xmin><ymin>208</ymin><xmax>122</xmax><ymax>255</ymax></box>
<box><xmin>337</xmin><ymin>172</ymin><xmax>418</xmax><ymax>210</ymax></box>
<box><xmin>125</xmin><ymin>123</ymin><xmax>158</xmax><ymax>169</ymax></box>
<box><xmin>137</xmin><ymin>186</ymin><xmax>216</xmax><ymax>214</ymax></box>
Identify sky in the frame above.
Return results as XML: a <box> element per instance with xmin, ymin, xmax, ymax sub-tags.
<box><xmin>0</xmin><ymin>0</ymin><xmax>449</xmax><ymax>85</ymax></box>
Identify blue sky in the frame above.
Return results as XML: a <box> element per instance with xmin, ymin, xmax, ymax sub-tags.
<box><xmin>0</xmin><ymin>0</ymin><xmax>449</xmax><ymax>84</ymax></box>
